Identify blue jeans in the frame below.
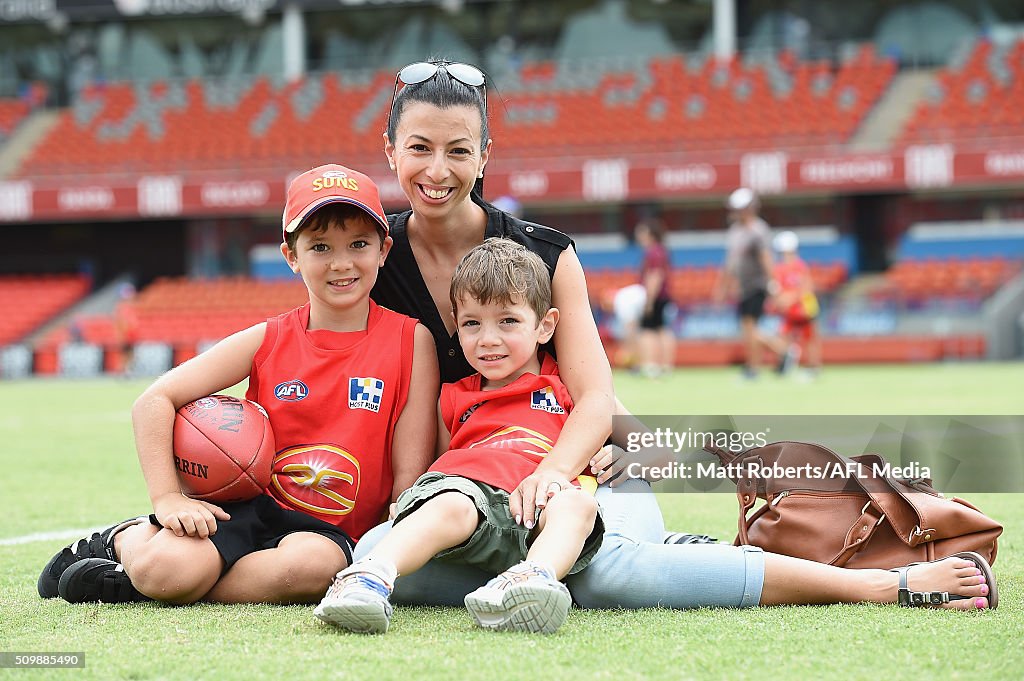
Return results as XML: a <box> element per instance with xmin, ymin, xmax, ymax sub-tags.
<box><xmin>353</xmin><ymin>478</ymin><xmax>765</xmax><ymax>609</ymax></box>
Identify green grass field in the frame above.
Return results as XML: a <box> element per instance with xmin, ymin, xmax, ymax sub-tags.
<box><xmin>2</xmin><ymin>363</ymin><xmax>1023</xmax><ymax>680</ymax></box>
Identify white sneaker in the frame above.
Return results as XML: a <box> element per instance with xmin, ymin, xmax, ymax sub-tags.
<box><xmin>314</xmin><ymin>565</ymin><xmax>393</xmax><ymax>634</ymax></box>
<box><xmin>464</xmin><ymin>562</ymin><xmax>571</xmax><ymax>634</ymax></box>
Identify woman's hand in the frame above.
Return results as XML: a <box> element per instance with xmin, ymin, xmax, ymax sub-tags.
<box><xmin>509</xmin><ymin>470</ymin><xmax>573</xmax><ymax>529</ymax></box>
<box><xmin>153</xmin><ymin>492</ymin><xmax>230</xmax><ymax>539</ymax></box>
<box><xmin>590</xmin><ymin>444</ymin><xmax>676</xmax><ymax>486</ymax></box>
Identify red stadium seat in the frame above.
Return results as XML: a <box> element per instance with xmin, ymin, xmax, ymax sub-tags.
<box><xmin>0</xmin><ymin>274</ymin><xmax>91</xmax><ymax>345</ymax></box>
<box><xmin>14</xmin><ymin>48</ymin><xmax>900</xmax><ymax>177</ymax></box>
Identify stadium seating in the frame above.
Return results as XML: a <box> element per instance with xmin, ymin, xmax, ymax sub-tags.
<box><xmin>0</xmin><ymin>99</ymin><xmax>31</xmax><ymax>141</ymax></box>
<box><xmin>0</xmin><ymin>274</ymin><xmax>91</xmax><ymax>346</ymax></box>
<box><xmin>38</xmin><ymin>275</ymin><xmax>307</xmax><ymax>353</ymax></box>
<box><xmin>586</xmin><ymin>262</ymin><xmax>847</xmax><ymax>309</ymax></box>
<box><xmin>16</xmin><ymin>47</ymin><xmax>897</xmax><ymax>176</ymax></box>
<box><xmin>0</xmin><ymin>84</ymin><xmax>46</xmax><ymax>141</ymax></box>
<box><xmin>901</xmin><ymin>37</ymin><xmax>1024</xmax><ymax>143</ymax></box>
<box><xmin>872</xmin><ymin>256</ymin><xmax>1022</xmax><ymax>305</ymax></box>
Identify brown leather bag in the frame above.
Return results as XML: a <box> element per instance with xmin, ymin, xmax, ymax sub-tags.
<box><xmin>704</xmin><ymin>440</ymin><xmax>1002</xmax><ymax>569</ymax></box>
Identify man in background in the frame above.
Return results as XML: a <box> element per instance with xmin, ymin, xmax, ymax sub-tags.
<box><xmin>714</xmin><ymin>188</ymin><xmax>775</xmax><ymax>380</ymax></box>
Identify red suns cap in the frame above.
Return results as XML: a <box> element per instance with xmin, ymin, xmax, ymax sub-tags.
<box><xmin>282</xmin><ymin>164</ymin><xmax>388</xmax><ymax>242</ymax></box>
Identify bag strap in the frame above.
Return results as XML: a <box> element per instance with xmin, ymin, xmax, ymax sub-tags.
<box><xmin>847</xmin><ymin>456</ymin><xmax>931</xmax><ymax>547</ymax></box>
<box><xmin>829</xmin><ymin>501</ymin><xmax>886</xmax><ymax>566</ymax></box>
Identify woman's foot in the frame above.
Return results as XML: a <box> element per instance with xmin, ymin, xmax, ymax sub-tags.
<box><xmin>896</xmin><ymin>552</ymin><xmax>994</xmax><ymax>610</ymax></box>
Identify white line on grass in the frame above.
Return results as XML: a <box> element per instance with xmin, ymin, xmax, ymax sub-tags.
<box><xmin>0</xmin><ymin>527</ymin><xmax>100</xmax><ymax>546</ymax></box>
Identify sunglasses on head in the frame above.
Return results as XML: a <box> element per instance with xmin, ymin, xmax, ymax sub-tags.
<box><xmin>387</xmin><ymin>61</ymin><xmax>487</xmax><ymax>132</ymax></box>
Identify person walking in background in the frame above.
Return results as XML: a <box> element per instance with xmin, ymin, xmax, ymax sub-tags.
<box><xmin>714</xmin><ymin>188</ymin><xmax>775</xmax><ymax>380</ymax></box>
<box><xmin>634</xmin><ymin>220</ymin><xmax>675</xmax><ymax>378</ymax></box>
<box><xmin>114</xmin><ymin>282</ymin><xmax>139</xmax><ymax>378</ymax></box>
<box><xmin>770</xmin><ymin>230</ymin><xmax>822</xmax><ymax>378</ymax></box>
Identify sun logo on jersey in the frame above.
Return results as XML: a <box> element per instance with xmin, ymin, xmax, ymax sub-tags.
<box><xmin>349</xmin><ymin>377</ymin><xmax>384</xmax><ymax>413</ymax></box>
<box><xmin>530</xmin><ymin>387</ymin><xmax>565</xmax><ymax>414</ymax></box>
<box><xmin>469</xmin><ymin>426</ymin><xmax>555</xmax><ymax>457</ymax></box>
<box><xmin>269</xmin><ymin>444</ymin><xmax>361</xmax><ymax>517</ymax></box>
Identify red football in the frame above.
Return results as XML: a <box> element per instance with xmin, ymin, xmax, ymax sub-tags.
<box><xmin>172</xmin><ymin>395</ymin><xmax>275</xmax><ymax>504</ymax></box>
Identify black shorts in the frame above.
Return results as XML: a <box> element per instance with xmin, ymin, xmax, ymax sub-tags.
<box><xmin>148</xmin><ymin>494</ymin><xmax>353</xmax><ymax>572</ymax></box>
<box><xmin>640</xmin><ymin>297</ymin><xmax>671</xmax><ymax>330</ymax></box>
<box><xmin>737</xmin><ymin>290</ymin><xmax>768</xmax><ymax>320</ymax></box>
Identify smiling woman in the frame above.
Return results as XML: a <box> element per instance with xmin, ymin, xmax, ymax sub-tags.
<box><xmin>371</xmin><ymin>59</ymin><xmax>616</xmax><ymax>533</ymax></box>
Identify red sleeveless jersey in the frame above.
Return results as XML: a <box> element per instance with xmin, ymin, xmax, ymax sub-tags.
<box><xmin>774</xmin><ymin>258</ymin><xmax>813</xmax><ymax>321</ymax></box>
<box><xmin>431</xmin><ymin>354</ymin><xmax>575</xmax><ymax>493</ymax></box>
<box><xmin>246</xmin><ymin>301</ymin><xmax>418</xmax><ymax>540</ymax></box>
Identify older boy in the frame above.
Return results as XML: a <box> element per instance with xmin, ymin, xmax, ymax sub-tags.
<box><xmin>41</xmin><ymin>164</ymin><xmax>438</xmax><ymax>605</ymax></box>
<box><xmin>315</xmin><ymin>238</ymin><xmax>603</xmax><ymax>634</ymax></box>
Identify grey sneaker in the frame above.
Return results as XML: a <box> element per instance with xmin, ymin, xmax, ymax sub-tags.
<box><xmin>38</xmin><ymin>517</ymin><xmax>148</xmax><ymax>599</ymax></box>
<box><xmin>314</xmin><ymin>566</ymin><xmax>393</xmax><ymax>634</ymax></box>
<box><xmin>464</xmin><ymin>562</ymin><xmax>571</xmax><ymax>634</ymax></box>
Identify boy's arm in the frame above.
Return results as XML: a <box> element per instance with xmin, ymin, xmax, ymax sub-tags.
<box><xmin>132</xmin><ymin>323</ymin><xmax>266</xmax><ymax>539</ymax></box>
<box><xmin>435</xmin><ymin>399</ymin><xmax>451</xmax><ymax>458</ymax></box>
<box><xmin>389</xmin><ymin>324</ymin><xmax>439</xmax><ymax>502</ymax></box>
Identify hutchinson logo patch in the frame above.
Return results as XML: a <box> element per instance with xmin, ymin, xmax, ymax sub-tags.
<box><xmin>275</xmin><ymin>379</ymin><xmax>309</xmax><ymax>401</ymax></box>
<box><xmin>530</xmin><ymin>387</ymin><xmax>565</xmax><ymax>414</ymax></box>
<box><xmin>349</xmin><ymin>377</ymin><xmax>385</xmax><ymax>413</ymax></box>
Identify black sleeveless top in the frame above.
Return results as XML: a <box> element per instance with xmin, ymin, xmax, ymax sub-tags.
<box><xmin>371</xmin><ymin>193</ymin><xmax>574</xmax><ymax>383</ymax></box>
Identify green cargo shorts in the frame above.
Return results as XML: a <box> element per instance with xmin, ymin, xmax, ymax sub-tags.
<box><xmin>393</xmin><ymin>471</ymin><xmax>604</xmax><ymax>575</ymax></box>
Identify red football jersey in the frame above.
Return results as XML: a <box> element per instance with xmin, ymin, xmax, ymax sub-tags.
<box><xmin>246</xmin><ymin>301</ymin><xmax>418</xmax><ymax>540</ymax></box>
<box><xmin>431</xmin><ymin>354</ymin><xmax>576</xmax><ymax>493</ymax></box>
<box><xmin>774</xmin><ymin>258</ymin><xmax>811</xmax><ymax>321</ymax></box>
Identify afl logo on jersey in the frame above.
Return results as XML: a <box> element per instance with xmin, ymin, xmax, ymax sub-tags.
<box><xmin>458</xmin><ymin>402</ymin><xmax>483</xmax><ymax>424</ymax></box>
<box><xmin>275</xmin><ymin>379</ymin><xmax>309</xmax><ymax>401</ymax></box>
<box><xmin>270</xmin><ymin>444</ymin><xmax>361</xmax><ymax>517</ymax></box>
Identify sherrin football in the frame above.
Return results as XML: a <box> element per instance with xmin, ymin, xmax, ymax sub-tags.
<box><xmin>172</xmin><ymin>395</ymin><xmax>275</xmax><ymax>504</ymax></box>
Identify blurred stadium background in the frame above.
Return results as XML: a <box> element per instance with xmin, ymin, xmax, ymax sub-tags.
<box><xmin>2</xmin><ymin>0</ymin><xmax>1024</xmax><ymax>379</ymax></box>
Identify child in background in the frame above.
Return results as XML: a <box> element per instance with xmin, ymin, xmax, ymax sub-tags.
<box><xmin>315</xmin><ymin>238</ymin><xmax>603</xmax><ymax>635</ymax></box>
<box><xmin>770</xmin><ymin>230</ymin><xmax>821</xmax><ymax>376</ymax></box>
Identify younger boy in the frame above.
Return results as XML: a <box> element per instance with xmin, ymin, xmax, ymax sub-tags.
<box><xmin>315</xmin><ymin>238</ymin><xmax>603</xmax><ymax>634</ymax></box>
<box><xmin>39</xmin><ymin>164</ymin><xmax>438</xmax><ymax>606</ymax></box>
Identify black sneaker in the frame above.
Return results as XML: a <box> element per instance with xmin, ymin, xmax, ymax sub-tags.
<box><xmin>37</xmin><ymin>517</ymin><xmax>148</xmax><ymax>598</ymax></box>
<box><xmin>57</xmin><ymin>558</ymin><xmax>150</xmax><ymax>604</ymax></box>
<box><xmin>663</xmin><ymin>532</ymin><xmax>719</xmax><ymax>545</ymax></box>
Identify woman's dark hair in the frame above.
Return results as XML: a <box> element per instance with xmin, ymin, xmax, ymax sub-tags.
<box><xmin>386</xmin><ymin>63</ymin><xmax>490</xmax><ymax>196</ymax></box>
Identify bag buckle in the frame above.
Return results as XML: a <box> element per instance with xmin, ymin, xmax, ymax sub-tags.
<box><xmin>861</xmin><ymin>500</ymin><xmax>886</xmax><ymax>527</ymax></box>
<box><xmin>910</xmin><ymin>525</ymin><xmax>937</xmax><ymax>542</ymax></box>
